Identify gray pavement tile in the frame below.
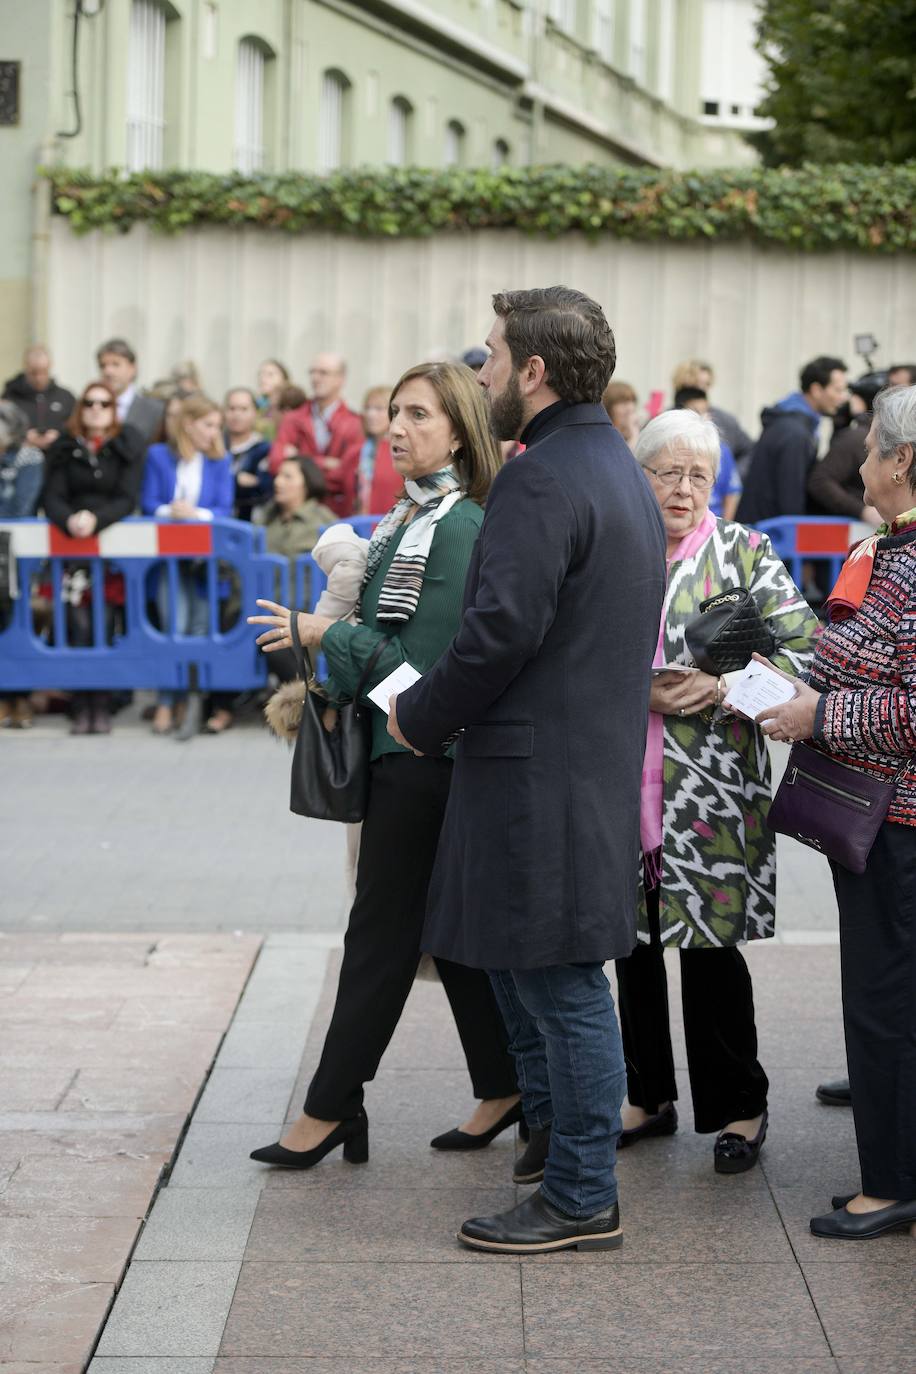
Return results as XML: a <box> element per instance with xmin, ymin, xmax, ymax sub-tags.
<box><xmin>193</xmin><ymin>1069</ymin><xmax>298</xmax><ymax>1126</ymax></box>
<box><xmin>94</xmin><ymin>1262</ymin><xmax>241</xmax><ymax>1358</ymax></box>
<box><xmin>213</xmin><ymin>1022</ymin><xmax>307</xmax><ymax>1073</ymax></box>
<box><xmin>133</xmin><ymin>1189</ymin><xmax>260</xmax><ymax>1262</ymax></box>
<box><xmin>521</xmin><ymin>1263</ymin><xmax>830</xmax><ymax>1361</ymax></box>
<box><xmin>219</xmin><ymin>1261</ymin><xmax>524</xmax><ymax>1359</ymax></box>
<box><xmin>88</xmin><ymin>1363</ymin><xmax>214</xmax><ymax>1374</ymax></box>
<box><xmin>771</xmin><ymin>1188</ymin><xmax>916</xmax><ymax>1266</ymax></box>
<box><xmin>245</xmin><ymin>1187</ymin><xmax>519</xmax><ymax>1262</ymax></box>
<box><xmin>518</xmin><ymin>1183</ymin><xmax>794</xmax><ymax>1265</ymax></box>
<box><xmin>264</xmin><ymin>1120</ymin><xmax>517</xmax><ymax>1191</ymax></box>
<box><xmin>167</xmin><ymin>1124</ymin><xmax>277</xmax><ymax>1190</ymax></box>
<box><xmin>526</xmin><ymin>1363</ymin><xmax>841</xmax><ymax>1373</ymax></box>
<box><xmin>803</xmin><ymin>1262</ymin><xmax>916</xmax><ymax>1361</ymax></box>
<box><xmin>213</xmin><ymin>1363</ymin><xmax>525</xmax><ymax>1373</ymax></box>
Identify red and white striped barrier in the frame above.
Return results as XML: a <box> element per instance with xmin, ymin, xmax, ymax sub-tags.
<box><xmin>0</xmin><ymin>521</ymin><xmax>214</xmax><ymax>559</ymax></box>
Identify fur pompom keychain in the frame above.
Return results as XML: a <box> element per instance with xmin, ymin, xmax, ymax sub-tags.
<box><xmin>263</xmin><ymin>680</ymin><xmax>306</xmax><ymax>741</ymax></box>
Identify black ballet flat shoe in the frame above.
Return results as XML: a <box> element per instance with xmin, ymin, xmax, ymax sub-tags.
<box><xmin>458</xmin><ymin>1187</ymin><xmax>622</xmax><ymax>1255</ymax></box>
<box><xmin>810</xmin><ymin>1197</ymin><xmax>916</xmax><ymax>1240</ymax></box>
<box><xmin>714</xmin><ymin>1109</ymin><xmax>768</xmax><ymax>1174</ymax></box>
<box><xmin>430</xmin><ymin>1100</ymin><xmax>523</xmax><ymax>1151</ymax></box>
<box><xmin>513</xmin><ymin>1124</ymin><xmax>552</xmax><ymax>1184</ymax></box>
<box><xmin>250</xmin><ymin>1109</ymin><xmax>368</xmax><ymax>1168</ymax></box>
<box><xmin>617</xmin><ymin>1102</ymin><xmax>678</xmax><ymax>1149</ymax></box>
<box><xmin>815</xmin><ymin>1077</ymin><xmax>852</xmax><ymax>1106</ymax></box>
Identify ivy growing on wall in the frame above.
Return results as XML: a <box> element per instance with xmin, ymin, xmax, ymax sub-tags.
<box><xmin>41</xmin><ymin>163</ymin><xmax>916</xmax><ymax>252</ymax></box>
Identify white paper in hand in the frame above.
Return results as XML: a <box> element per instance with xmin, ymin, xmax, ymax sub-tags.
<box><xmin>367</xmin><ymin>662</ymin><xmax>422</xmax><ymax>713</ymax></box>
<box><xmin>724</xmin><ymin>659</ymin><xmax>796</xmax><ymax>718</ymax></box>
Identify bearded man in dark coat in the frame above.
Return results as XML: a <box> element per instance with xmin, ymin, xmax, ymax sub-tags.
<box><xmin>389</xmin><ymin>286</ymin><xmax>666</xmax><ymax>1254</ymax></box>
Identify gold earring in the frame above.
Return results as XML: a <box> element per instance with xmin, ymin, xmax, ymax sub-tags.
<box><xmin>894</xmin><ymin>472</ymin><xmax>904</xmax><ymax>484</ymax></box>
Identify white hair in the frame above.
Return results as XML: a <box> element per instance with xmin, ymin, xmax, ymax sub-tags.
<box><xmin>872</xmin><ymin>384</ymin><xmax>916</xmax><ymax>458</ymax></box>
<box><xmin>633</xmin><ymin>408</ymin><xmax>721</xmax><ymax>477</ymax></box>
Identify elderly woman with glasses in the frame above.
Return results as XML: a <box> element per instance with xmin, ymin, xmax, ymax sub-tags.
<box><xmin>615</xmin><ymin>410</ymin><xmax>819</xmax><ymax>1174</ymax></box>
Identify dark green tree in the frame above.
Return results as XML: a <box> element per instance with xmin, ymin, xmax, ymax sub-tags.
<box><xmin>749</xmin><ymin>0</ymin><xmax>916</xmax><ymax>165</ymax></box>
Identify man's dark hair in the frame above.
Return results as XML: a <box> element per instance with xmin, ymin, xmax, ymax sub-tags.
<box><xmin>674</xmin><ymin>386</ymin><xmax>707</xmax><ymax>408</ymax></box>
<box><xmin>799</xmin><ymin>356</ymin><xmax>846</xmax><ymax>392</ymax></box>
<box><xmin>492</xmin><ymin>286</ymin><xmax>616</xmax><ymax>404</ymax></box>
<box><xmin>96</xmin><ymin>337</ymin><xmax>137</xmax><ymax>366</ymax></box>
<box><xmin>889</xmin><ymin>363</ymin><xmax>916</xmax><ymax>384</ymax></box>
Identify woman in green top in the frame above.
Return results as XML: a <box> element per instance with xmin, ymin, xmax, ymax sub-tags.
<box><xmin>248</xmin><ymin>362</ymin><xmax>522</xmax><ymax>1170</ymax></box>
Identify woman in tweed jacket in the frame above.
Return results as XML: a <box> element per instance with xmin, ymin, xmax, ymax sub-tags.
<box><xmin>760</xmin><ymin>385</ymin><xmax>916</xmax><ymax>1242</ymax></box>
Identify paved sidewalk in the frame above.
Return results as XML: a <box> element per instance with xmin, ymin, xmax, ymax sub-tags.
<box><xmin>87</xmin><ymin>940</ymin><xmax>916</xmax><ymax>1373</ymax></box>
<box><xmin>0</xmin><ymin>932</ymin><xmax>261</xmax><ymax>1369</ymax></box>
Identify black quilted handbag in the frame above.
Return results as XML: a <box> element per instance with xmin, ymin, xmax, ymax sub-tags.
<box><xmin>684</xmin><ymin>586</ymin><xmax>776</xmax><ymax>675</ymax></box>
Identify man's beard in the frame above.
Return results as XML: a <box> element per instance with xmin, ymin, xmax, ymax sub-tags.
<box><xmin>488</xmin><ymin>371</ymin><xmax>526</xmax><ymax>441</ymax></box>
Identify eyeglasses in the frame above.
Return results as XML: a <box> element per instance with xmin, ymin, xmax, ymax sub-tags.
<box><xmin>83</xmin><ymin>398</ymin><xmax>113</xmax><ymax>410</ymax></box>
<box><xmin>643</xmin><ymin>466</ymin><xmax>714</xmax><ymax>490</ymax></box>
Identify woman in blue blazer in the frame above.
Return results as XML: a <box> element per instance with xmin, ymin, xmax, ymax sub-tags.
<box><xmin>141</xmin><ymin>393</ymin><xmax>233</xmax><ymax>734</ymax></box>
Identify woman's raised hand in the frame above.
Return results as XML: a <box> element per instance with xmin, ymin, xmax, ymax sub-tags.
<box><xmin>247</xmin><ymin>600</ymin><xmax>335</xmax><ymax>651</ymax></box>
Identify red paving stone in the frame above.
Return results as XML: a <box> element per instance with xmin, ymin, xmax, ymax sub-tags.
<box><xmin>0</xmin><ymin>932</ymin><xmax>261</xmax><ymax>1369</ymax></box>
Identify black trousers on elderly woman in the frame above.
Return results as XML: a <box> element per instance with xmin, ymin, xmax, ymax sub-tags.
<box><xmin>615</xmin><ymin>885</ymin><xmax>769</xmax><ymax>1133</ymax></box>
<box><xmin>831</xmin><ymin>821</ymin><xmax>916</xmax><ymax>1201</ymax></box>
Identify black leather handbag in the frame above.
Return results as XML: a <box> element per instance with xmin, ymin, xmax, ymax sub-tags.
<box><xmin>288</xmin><ymin>611</ymin><xmax>389</xmax><ymax>823</ymax></box>
<box><xmin>684</xmin><ymin>586</ymin><xmax>776</xmax><ymax>676</ymax></box>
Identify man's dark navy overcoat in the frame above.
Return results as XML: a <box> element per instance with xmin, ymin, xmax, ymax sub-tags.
<box><xmin>397</xmin><ymin>401</ymin><xmax>667</xmax><ymax>970</ymax></box>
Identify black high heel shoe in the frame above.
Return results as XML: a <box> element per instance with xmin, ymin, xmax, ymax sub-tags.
<box><xmin>250</xmin><ymin>1108</ymin><xmax>368</xmax><ymax>1168</ymax></box>
<box><xmin>430</xmin><ymin>1100</ymin><xmax>524</xmax><ymax>1151</ymax></box>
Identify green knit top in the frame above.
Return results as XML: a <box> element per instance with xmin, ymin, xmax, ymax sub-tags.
<box><xmin>321</xmin><ymin>497</ymin><xmax>483</xmax><ymax>761</ymax></box>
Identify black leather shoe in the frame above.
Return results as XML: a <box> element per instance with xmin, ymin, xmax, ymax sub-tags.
<box><xmin>431</xmin><ymin>1100</ymin><xmax>523</xmax><ymax>1151</ymax></box>
<box><xmin>250</xmin><ymin>1109</ymin><xmax>368</xmax><ymax>1168</ymax></box>
<box><xmin>513</xmin><ymin>1124</ymin><xmax>551</xmax><ymax>1184</ymax></box>
<box><xmin>831</xmin><ymin>1192</ymin><xmax>856</xmax><ymax>1210</ymax></box>
<box><xmin>617</xmin><ymin>1102</ymin><xmax>677</xmax><ymax>1149</ymax></box>
<box><xmin>714</xmin><ymin>1109</ymin><xmax>768</xmax><ymax>1174</ymax></box>
<box><xmin>815</xmin><ymin>1077</ymin><xmax>852</xmax><ymax>1106</ymax></box>
<box><xmin>458</xmin><ymin>1187</ymin><xmax>622</xmax><ymax>1254</ymax></box>
<box><xmin>810</xmin><ymin>1198</ymin><xmax>916</xmax><ymax>1240</ymax></box>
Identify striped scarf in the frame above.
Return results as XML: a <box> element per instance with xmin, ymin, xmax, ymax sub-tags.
<box><xmin>359</xmin><ymin>465</ymin><xmax>463</xmax><ymax>624</ymax></box>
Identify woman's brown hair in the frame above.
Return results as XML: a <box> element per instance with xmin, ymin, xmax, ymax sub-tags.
<box><xmin>389</xmin><ymin>361</ymin><xmax>502</xmax><ymax>505</ymax></box>
<box><xmin>174</xmin><ymin>393</ymin><xmax>226</xmax><ymax>462</ymax></box>
<box><xmin>602</xmin><ymin>380</ymin><xmax>637</xmax><ymax>415</ymax></box>
<box><xmin>67</xmin><ymin>381</ymin><xmax>122</xmax><ymax>443</ymax></box>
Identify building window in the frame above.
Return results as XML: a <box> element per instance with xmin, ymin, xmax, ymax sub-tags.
<box><xmin>318</xmin><ymin>69</ymin><xmax>350</xmax><ymax>172</ymax></box>
<box><xmin>388</xmin><ymin>96</ymin><xmax>413</xmax><ymax>166</ymax></box>
<box><xmin>444</xmin><ymin>119</ymin><xmax>465</xmax><ymax>168</ymax></box>
<box><xmin>592</xmin><ymin>0</ymin><xmax>613</xmax><ymax>61</ymax></box>
<box><xmin>655</xmin><ymin>0</ymin><xmax>675</xmax><ymax>103</ymax></box>
<box><xmin>234</xmin><ymin>39</ymin><xmax>267</xmax><ymax>173</ymax></box>
<box><xmin>126</xmin><ymin>0</ymin><xmax>167</xmax><ymax>171</ymax></box>
<box><xmin>492</xmin><ymin>138</ymin><xmax>511</xmax><ymax>169</ymax></box>
<box><xmin>548</xmin><ymin>0</ymin><xmax>577</xmax><ymax>30</ymax></box>
<box><xmin>628</xmin><ymin>0</ymin><xmax>647</xmax><ymax>84</ymax></box>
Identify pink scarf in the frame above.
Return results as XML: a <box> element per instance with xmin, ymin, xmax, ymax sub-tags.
<box><xmin>640</xmin><ymin>511</ymin><xmax>717</xmax><ymax>882</ymax></box>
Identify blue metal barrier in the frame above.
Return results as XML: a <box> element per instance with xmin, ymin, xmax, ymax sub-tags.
<box><xmin>0</xmin><ymin>518</ymin><xmax>288</xmax><ymax>692</ymax></box>
<box><xmin>756</xmin><ymin>516</ymin><xmax>857</xmax><ymax>592</ymax></box>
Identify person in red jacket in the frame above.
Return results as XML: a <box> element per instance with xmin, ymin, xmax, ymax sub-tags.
<box><xmin>269</xmin><ymin>353</ymin><xmax>364</xmax><ymax>516</ymax></box>
<box><xmin>356</xmin><ymin>384</ymin><xmax>403</xmax><ymax>515</ymax></box>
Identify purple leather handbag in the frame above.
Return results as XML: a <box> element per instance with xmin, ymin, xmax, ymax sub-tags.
<box><xmin>766</xmin><ymin>742</ymin><xmax>898</xmax><ymax>874</ymax></box>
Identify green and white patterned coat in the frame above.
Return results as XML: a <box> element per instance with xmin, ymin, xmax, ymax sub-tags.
<box><xmin>642</xmin><ymin>519</ymin><xmax>820</xmax><ymax>949</ymax></box>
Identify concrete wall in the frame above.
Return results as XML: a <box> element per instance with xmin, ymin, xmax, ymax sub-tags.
<box><xmin>44</xmin><ymin>220</ymin><xmax>916</xmax><ymax>434</ymax></box>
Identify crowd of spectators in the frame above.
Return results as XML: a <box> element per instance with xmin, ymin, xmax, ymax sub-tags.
<box><xmin>1</xmin><ymin>335</ymin><xmax>913</xmax><ymax>734</ymax></box>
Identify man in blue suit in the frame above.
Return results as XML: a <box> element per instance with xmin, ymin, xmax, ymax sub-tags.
<box><xmin>388</xmin><ymin>287</ymin><xmax>667</xmax><ymax>1254</ymax></box>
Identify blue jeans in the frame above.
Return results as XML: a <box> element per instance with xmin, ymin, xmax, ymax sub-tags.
<box><xmin>489</xmin><ymin>963</ymin><xmax>624</xmax><ymax>1217</ymax></box>
<box><xmin>157</xmin><ymin>563</ymin><xmax>210</xmax><ymax>706</ymax></box>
